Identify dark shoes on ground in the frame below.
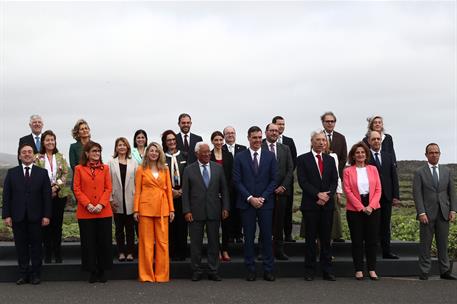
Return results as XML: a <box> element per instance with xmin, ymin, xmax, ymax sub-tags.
<box><xmin>16</xmin><ymin>277</ymin><xmax>29</xmax><ymax>285</ymax></box>
<box><xmin>323</xmin><ymin>273</ymin><xmax>336</xmax><ymax>281</ymax></box>
<box><xmin>208</xmin><ymin>273</ymin><xmax>222</xmax><ymax>281</ymax></box>
<box><xmin>382</xmin><ymin>252</ymin><xmax>400</xmax><ymax>259</ymax></box>
<box><xmin>275</xmin><ymin>252</ymin><xmax>289</xmax><ymax>261</ymax></box>
<box><xmin>246</xmin><ymin>272</ymin><xmax>256</xmax><ymax>281</ymax></box>
<box><xmin>17</xmin><ymin>275</ymin><xmax>40</xmax><ymax>285</ymax></box>
<box><xmin>30</xmin><ymin>276</ymin><xmax>41</xmax><ymax>285</ymax></box>
<box><xmin>419</xmin><ymin>273</ymin><xmax>428</xmax><ymax>280</ymax></box>
<box><xmin>263</xmin><ymin>272</ymin><xmax>275</xmax><ymax>281</ymax></box>
<box><xmin>89</xmin><ymin>270</ymin><xmax>107</xmax><ymax>283</ymax></box>
<box><xmin>440</xmin><ymin>272</ymin><xmax>457</xmax><ymax>280</ymax></box>
<box><xmin>191</xmin><ymin>272</ymin><xmax>202</xmax><ymax>281</ymax></box>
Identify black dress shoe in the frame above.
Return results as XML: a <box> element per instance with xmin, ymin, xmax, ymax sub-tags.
<box><xmin>191</xmin><ymin>272</ymin><xmax>202</xmax><ymax>281</ymax></box>
<box><xmin>323</xmin><ymin>273</ymin><xmax>336</xmax><ymax>281</ymax></box>
<box><xmin>263</xmin><ymin>272</ymin><xmax>275</xmax><ymax>281</ymax></box>
<box><xmin>208</xmin><ymin>273</ymin><xmax>222</xmax><ymax>281</ymax></box>
<box><xmin>440</xmin><ymin>272</ymin><xmax>457</xmax><ymax>280</ymax></box>
<box><xmin>419</xmin><ymin>273</ymin><xmax>428</xmax><ymax>280</ymax></box>
<box><xmin>284</xmin><ymin>236</ymin><xmax>296</xmax><ymax>243</ymax></box>
<box><xmin>98</xmin><ymin>270</ymin><xmax>107</xmax><ymax>283</ymax></box>
<box><xmin>16</xmin><ymin>277</ymin><xmax>28</xmax><ymax>285</ymax></box>
<box><xmin>89</xmin><ymin>271</ymin><xmax>98</xmax><ymax>283</ymax></box>
<box><xmin>246</xmin><ymin>272</ymin><xmax>256</xmax><ymax>281</ymax></box>
<box><xmin>30</xmin><ymin>276</ymin><xmax>41</xmax><ymax>285</ymax></box>
<box><xmin>275</xmin><ymin>253</ymin><xmax>289</xmax><ymax>261</ymax></box>
<box><xmin>304</xmin><ymin>274</ymin><xmax>314</xmax><ymax>281</ymax></box>
<box><xmin>382</xmin><ymin>253</ymin><xmax>399</xmax><ymax>259</ymax></box>
<box><xmin>256</xmin><ymin>254</ymin><xmax>263</xmax><ymax>261</ymax></box>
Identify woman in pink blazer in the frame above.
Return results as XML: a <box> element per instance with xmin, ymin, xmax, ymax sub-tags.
<box><xmin>343</xmin><ymin>142</ymin><xmax>382</xmax><ymax>281</ymax></box>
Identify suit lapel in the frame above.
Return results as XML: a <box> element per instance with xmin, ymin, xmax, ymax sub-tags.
<box><xmin>113</xmin><ymin>158</ymin><xmax>123</xmax><ymax>188</ymax></box>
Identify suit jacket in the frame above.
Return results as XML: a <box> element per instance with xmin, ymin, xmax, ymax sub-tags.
<box><xmin>73</xmin><ymin>164</ymin><xmax>113</xmax><ymax>219</ymax></box>
<box><xmin>363</xmin><ymin>133</ymin><xmax>397</xmax><ymax>165</ymax></box>
<box><xmin>108</xmin><ymin>157</ymin><xmax>138</xmax><ymax>215</ymax></box>
<box><xmin>18</xmin><ymin>134</ymin><xmax>39</xmax><ymax>164</ymax></box>
<box><xmin>280</xmin><ymin>135</ymin><xmax>297</xmax><ymax>169</ymax></box>
<box><xmin>182</xmin><ymin>161</ymin><xmax>230</xmax><ymax>221</ymax></box>
<box><xmin>368</xmin><ymin>151</ymin><xmax>399</xmax><ymax>201</ymax></box>
<box><xmin>2</xmin><ymin>165</ymin><xmax>52</xmax><ymax>222</ymax></box>
<box><xmin>34</xmin><ymin>152</ymin><xmax>72</xmax><ymax>199</ymax></box>
<box><xmin>222</xmin><ymin>143</ymin><xmax>247</xmax><ymax>157</ymax></box>
<box><xmin>413</xmin><ymin>164</ymin><xmax>457</xmax><ymax>221</ymax></box>
<box><xmin>296</xmin><ymin>151</ymin><xmax>338</xmax><ymax>211</ymax></box>
<box><xmin>133</xmin><ymin>166</ymin><xmax>174</xmax><ymax>217</ymax></box>
<box><xmin>233</xmin><ymin>148</ymin><xmax>277</xmax><ymax>210</ymax></box>
<box><xmin>343</xmin><ymin>165</ymin><xmax>382</xmax><ymax>212</ymax></box>
<box><xmin>325</xmin><ymin>131</ymin><xmax>347</xmax><ymax>177</ymax></box>
<box><xmin>176</xmin><ymin>132</ymin><xmax>203</xmax><ymax>164</ymax></box>
<box><xmin>69</xmin><ymin>141</ymin><xmax>83</xmax><ymax>171</ymax></box>
<box><xmin>261</xmin><ymin>141</ymin><xmax>293</xmax><ymax>196</ymax></box>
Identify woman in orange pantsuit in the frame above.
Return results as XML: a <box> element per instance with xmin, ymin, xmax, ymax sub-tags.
<box><xmin>133</xmin><ymin>142</ymin><xmax>175</xmax><ymax>282</ymax></box>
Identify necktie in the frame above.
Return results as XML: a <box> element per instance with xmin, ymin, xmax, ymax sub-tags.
<box><xmin>35</xmin><ymin>136</ymin><xmax>41</xmax><ymax>151</ymax></box>
<box><xmin>432</xmin><ymin>166</ymin><xmax>439</xmax><ymax>189</ymax></box>
<box><xmin>202</xmin><ymin>165</ymin><xmax>210</xmax><ymax>188</ymax></box>
<box><xmin>316</xmin><ymin>154</ymin><xmax>324</xmax><ymax>176</ymax></box>
<box><xmin>269</xmin><ymin>143</ymin><xmax>276</xmax><ymax>158</ymax></box>
<box><xmin>184</xmin><ymin>134</ymin><xmax>189</xmax><ymax>152</ymax></box>
<box><xmin>327</xmin><ymin>134</ymin><xmax>332</xmax><ymax>149</ymax></box>
<box><xmin>25</xmin><ymin>166</ymin><xmax>30</xmax><ymax>179</ymax></box>
<box><xmin>374</xmin><ymin>152</ymin><xmax>382</xmax><ymax>168</ymax></box>
<box><xmin>252</xmin><ymin>152</ymin><xmax>259</xmax><ymax>175</ymax></box>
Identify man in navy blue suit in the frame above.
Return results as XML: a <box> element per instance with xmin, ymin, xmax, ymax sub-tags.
<box><xmin>297</xmin><ymin>131</ymin><xmax>338</xmax><ymax>281</ymax></box>
<box><xmin>2</xmin><ymin>143</ymin><xmax>52</xmax><ymax>285</ymax></box>
<box><xmin>176</xmin><ymin>113</ymin><xmax>203</xmax><ymax>164</ymax></box>
<box><xmin>233</xmin><ymin>126</ymin><xmax>277</xmax><ymax>281</ymax></box>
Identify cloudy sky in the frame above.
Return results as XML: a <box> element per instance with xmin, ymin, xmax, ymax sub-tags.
<box><xmin>0</xmin><ymin>1</ymin><xmax>455</xmax><ymax>163</ymax></box>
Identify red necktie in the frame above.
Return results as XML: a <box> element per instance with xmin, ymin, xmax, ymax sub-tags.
<box><xmin>316</xmin><ymin>154</ymin><xmax>324</xmax><ymax>176</ymax></box>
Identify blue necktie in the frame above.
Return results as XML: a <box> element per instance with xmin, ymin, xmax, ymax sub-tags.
<box><xmin>202</xmin><ymin>165</ymin><xmax>210</xmax><ymax>188</ymax></box>
<box><xmin>35</xmin><ymin>136</ymin><xmax>41</xmax><ymax>151</ymax></box>
<box><xmin>374</xmin><ymin>152</ymin><xmax>382</xmax><ymax>168</ymax></box>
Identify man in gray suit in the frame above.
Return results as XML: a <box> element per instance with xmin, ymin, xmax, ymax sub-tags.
<box><xmin>262</xmin><ymin>123</ymin><xmax>294</xmax><ymax>260</ymax></box>
<box><xmin>413</xmin><ymin>143</ymin><xmax>456</xmax><ymax>280</ymax></box>
<box><xmin>182</xmin><ymin>142</ymin><xmax>230</xmax><ymax>281</ymax></box>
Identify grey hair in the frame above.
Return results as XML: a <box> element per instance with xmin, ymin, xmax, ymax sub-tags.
<box><xmin>310</xmin><ymin>129</ymin><xmax>325</xmax><ymax>140</ymax></box>
<box><xmin>194</xmin><ymin>141</ymin><xmax>210</xmax><ymax>153</ymax></box>
<box><xmin>223</xmin><ymin>126</ymin><xmax>236</xmax><ymax>135</ymax></box>
<box><xmin>29</xmin><ymin>114</ymin><xmax>43</xmax><ymax>123</ymax></box>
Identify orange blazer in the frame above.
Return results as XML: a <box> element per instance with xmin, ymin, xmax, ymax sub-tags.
<box><xmin>73</xmin><ymin>164</ymin><xmax>113</xmax><ymax>219</ymax></box>
<box><xmin>343</xmin><ymin>164</ymin><xmax>381</xmax><ymax>212</ymax></box>
<box><xmin>133</xmin><ymin>166</ymin><xmax>174</xmax><ymax>217</ymax></box>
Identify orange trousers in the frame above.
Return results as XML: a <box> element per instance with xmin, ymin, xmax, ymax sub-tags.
<box><xmin>138</xmin><ymin>216</ymin><xmax>170</xmax><ymax>282</ymax></box>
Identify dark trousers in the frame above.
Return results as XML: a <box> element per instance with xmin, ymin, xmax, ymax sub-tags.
<box><xmin>242</xmin><ymin>207</ymin><xmax>274</xmax><ymax>273</ymax></box>
<box><xmin>221</xmin><ymin>217</ymin><xmax>230</xmax><ymax>252</ymax></box>
<box><xmin>302</xmin><ymin>209</ymin><xmax>334</xmax><ymax>275</ymax></box>
<box><xmin>78</xmin><ymin>217</ymin><xmax>113</xmax><ymax>272</ymax></box>
<box><xmin>189</xmin><ymin>220</ymin><xmax>220</xmax><ymax>274</ymax></box>
<box><xmin>283</xmin><ymin>183</ymin><xmax>294</xmax><ymax>238</ymax></box>
<box><xmin>273</xmin><ymin>194</ymin><xmax>288</xmax><ymax>251</ymax></box>
<box><xmin>229</xmin><ymin>193</ymin><xmax>243</xmax><ymax>239</ymax></box>
<box><xmin>169</xmin><ymin>197</ymin><xmax>188</xmax><ymax>259</ymax></box>
<box><xmin>113</xmin><ymin>213</ymin><xmax>135</xmax><ymax>255</ymax></box>
<box><xmin>12</xmin><ymin>220</ymin><xmax>43</xmax><ymax>278</ymax></box>
<box><xmin>347</xmin><ymin>209</ymin><xmax>380</xmax><ymax>271</ymax></box>
<box><xmin>379</xmin><ymin>196</ymin><xmax>393</xmax><ymax>254</ymax></box>
<box><xmin>43</xmin><ymin>196</ymin><xmax>66</xmax><ymax>260</ymax></box>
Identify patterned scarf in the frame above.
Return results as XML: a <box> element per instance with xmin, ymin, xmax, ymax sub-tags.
<box><xmin>165</xmin><ymin>150</ymin><xmax>181</xmax><ymax>188</ymax></box>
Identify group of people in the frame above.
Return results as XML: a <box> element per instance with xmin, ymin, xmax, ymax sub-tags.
<box><xmin>2</xmin><ymin>112</ymin><xmax>456</xmax><ymax>285</ymax></box>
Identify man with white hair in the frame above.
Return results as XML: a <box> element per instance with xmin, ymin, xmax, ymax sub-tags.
<box><xmin>18</xmin><ymin>115</ymin><xmax>44</xmax><ymax>163</ymax></box>
<box><xmin>182</xmin><ymin>142</ymin><xmax>230</xmax><ymax>281</ymax></box>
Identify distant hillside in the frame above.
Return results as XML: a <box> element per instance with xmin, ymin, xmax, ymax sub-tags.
<box><xmin>0</xmin><ymin>153</ymin><xmax>16</xmax><ymax>168</ymax></box>
<box><xmin>397</xmin><ymin>160</ymin><xmax>457</xmax><ymax>181</ymax></box>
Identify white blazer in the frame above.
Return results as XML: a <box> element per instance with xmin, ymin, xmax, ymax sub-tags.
<box><xmin>108</xmin><ymin>157</ymin><xmax>138</xmax><ymax>215</ymax></box>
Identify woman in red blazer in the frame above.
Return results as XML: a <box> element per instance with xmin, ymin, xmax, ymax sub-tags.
<box><xmin>343</xmin><ymin>142</ymin><xmax>382</xmax><ymax>281</ymax></box>
<box><xmin>73</xmin><ymin>141</ymin><xmax>113</xmax><ymax>283</ymax></box>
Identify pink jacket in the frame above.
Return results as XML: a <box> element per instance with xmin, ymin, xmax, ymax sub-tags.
<box><xmin>343</xmin><ymin>165</ymin><xmax>382</xmax><ymax>212</ymax></box>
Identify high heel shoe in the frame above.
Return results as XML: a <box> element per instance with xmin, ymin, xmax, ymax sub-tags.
<box><xmin>221</xmin><ymin>251</ymin><xmax>231</xmax><ymax>262</ymax></box>
<box><xmin>355</xmin><ymin>271</ymin><xmax>364</xmax><ymax>281</ymax></box>
<box><xmin>118</xmin><ymin>253</ymin><xmax>126</xmax><ymax>262</ymax></box>
<box><xmin>369</xmin><ymin>271</ymin><xmax>380</xmax><ymax>281</ymax></box>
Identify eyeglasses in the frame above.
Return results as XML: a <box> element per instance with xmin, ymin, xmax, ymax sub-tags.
<box><xmin>324</xmin><ymin>120</ymin><xmax>335</xmax><ymax>124</ymax></box>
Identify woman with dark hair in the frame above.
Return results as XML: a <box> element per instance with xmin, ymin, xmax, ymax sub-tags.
<box><xmin>210</xmin><ymin>131</ymin><xmax>233</xmax><ymax>262</ymax></box>
<box><xmin>34</xmin><ymin>130</ymin><xmax>71</xmax><ymax>263</ymax></box>
<box><xmin>134</xmin><ymin>142</ymin><xmax>175</xmax><ymax>282</ymax></box>
<box><xmin>132</xmin><ymin>129</ymin><xmax>148</xmax><ymax>165</ymax></box>
<box><xmin>362</xmin><ymin>115</ymin><xmax>397</xmax><ymax>164</ymax></box>
<box><xmin>108</xmin><ymin>137</ymin><xmax>138</xmax><ymax>262</ymax></box>
<box><xmin>73</xmin><ymin>141</ymin><xmax>113</xmax><ymax>283</ymax></box>
<box><xmin>343</xmin><ymin>142</ymin><xmax>382</xmax><ymax>281</ymax></box>
<box><xmin>162</xmin><ymin>130</ymin><xmax>188</xmax><ymax>261</ymax></box>
<box><xmin>69</xmin><ymin>119</ymin><xmax>91</xmax><ymax>171</ymax></box>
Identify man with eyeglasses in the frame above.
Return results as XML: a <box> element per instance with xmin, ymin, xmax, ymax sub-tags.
<box><xmin>321</xmin><ymin>111</ymin><xmax>347</xmax><ymax>243</ymax></box>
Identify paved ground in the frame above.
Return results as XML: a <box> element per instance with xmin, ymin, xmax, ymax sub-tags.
<box><xmin>0</xmin><ymin>276</ymin><xmax>456</xmax><ymax>304</ymax></box>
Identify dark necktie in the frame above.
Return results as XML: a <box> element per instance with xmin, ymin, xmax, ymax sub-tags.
<box><xmin>252</xmin><ymin>152</ymin><xmax>259</xmax><ymax>175</ymax></box>
<box><xmin>316</xmin><ymin>154</ymin><xmax>324</xmax><ymax>176</ymax></box>
<box><xmin>269</xmin><ymin>143</ymin><xmax>276</xmax><ymax>158</ymax></box>
<box><xmin>432</xmin><ymin>166</ymin><xmax>439</xmax><ymax>189</ymax></box>
<box><xmin>184</xmin><ymin>134</ymin><xmax>189</xmax><ymax>152</ymax></box>
<box><xmin>327</xmin><ymin>134</ymin><xmax>332</xmax><ymax>149</ymax></box>
<box><xmin>25</xmin><ymin>166</ymin><xmax>31</xmax><ymax>186</ymax></box>
<box><xmin>374</xmin><ymin>152</ymin><xmax>382</xmax><ymax>168</ymax></box>
<box><xmin>202</xmin><ymin>165</ymin><xmax>210</xmax><ymax>188</ymax></box>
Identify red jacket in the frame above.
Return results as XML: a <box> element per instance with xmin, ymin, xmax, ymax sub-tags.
<box><xmin>343</xmin><ymin>165</ymin><xmax>381</xmax><ymax>212</ymax></box>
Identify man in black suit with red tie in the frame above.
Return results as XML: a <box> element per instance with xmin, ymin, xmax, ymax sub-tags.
<box><xmin>297</xmin><ymin>131</ymin><xmax>338</xmax><ymax>281</ymax></box>
<box><xmin>176</xmin><ymin>113</ymin><xmax>203</xmax><ymax>164</ymax></box>
<box><xmin>272</xmin><ymin>116</ymin><xmax>297</xmax><ymax>243</ymax></box>
<box><xmin>18</xmin><ymin>115</ymin><xmax>43</xmax><ymax>164</ymax></box>
<box><xmin>222</xmin><ymin>126</ymin><xmax>246</xmax><ymax>243</ymax></box>
<box><xmin>2</xmin><ymin>143</ymin><xmax>52</xmax><ymax>285</ymax></box>
<box><xmin>368</xmin><ymin>131</ymin><xmax>401</xmax><ymax>259</ymax></box>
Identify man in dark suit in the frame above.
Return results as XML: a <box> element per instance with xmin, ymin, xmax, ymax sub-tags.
<box><xmin>2</xmin><ymin>143</ymin><xmax>52</xmax><ymax>285</ymax></box>
<box><xmin>272</xmin><ymin>116</ymin><xmax>297</xmax><ymax>243</ymax></box>
<box><xmin>367</xmin><ymin>131</ymin><xmax>401</xmax><ymax>259</ymax></box>
<box><xmin>233</xmin><ymin>126</ymin><xmax>277</xmax><ymax>281</ymax></box>
<box><xmin>18</xmin><ymin>115</ymin><xmax>43</xmax><ymax>164</ymax></box>
<box><xmin>297</xmin><ymin>131</ymin><xmax>338</xmax><ymax>281</ymax></box>
<box><xmin>262</xmin><ymin>123</ymin><xmax>293</xmax><ymax>260</ymax></box>
<box><xmin>182</xmin><ymin>142</ymin><xmax>230</xmax><ymax>281</ymax></box>
<box><xmin>176</xmin><ymin>113</ymin><xmax>203</xmax><ymax>164</ymax></box>
<box><xmin>413</xmin><ymin>143</ymin><xmax>457</xmax><ymax>280</ymax></box>
<box><xmin>321</xmin><ymin>111</ymin><xmax>347</xmax><ymax>243</ymax></box>
<box><xmin>222</xmin><ymin>126</ymin><xmax>246</xmax><ymax>243</ymax></box>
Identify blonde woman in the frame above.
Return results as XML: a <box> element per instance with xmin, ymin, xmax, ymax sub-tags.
<box><xmin>134</xmin><ymin>142</ymin><xmax>175</xmax><ymax>282</ymax></box>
